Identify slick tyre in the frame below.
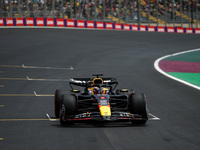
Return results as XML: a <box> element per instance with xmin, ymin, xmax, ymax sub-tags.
<box><xmin>60</xmin><ymin>94</ymin><xmax>77</xmax><ymax>125</ymax></box>
<box><xmin>129</xmin><ymin>93</ymin><xmax>148</xmax><ymax>125</ymax></box>
<box><xmin>54</xmin><ymin>90</ymin><xmax>66</xmax><ymax>118</ymax></box>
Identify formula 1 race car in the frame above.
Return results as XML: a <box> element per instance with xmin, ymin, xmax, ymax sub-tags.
<box><xmin>54</xmin><ymin>74</ymin><xmax>148</xmax><ymax>125</ymax></box>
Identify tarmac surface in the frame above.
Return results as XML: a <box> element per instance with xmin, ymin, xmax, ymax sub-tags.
<box><xmin>0</xmin><ymin>28</ymin><xmax>200</xmax><ymax>150</ymax></box>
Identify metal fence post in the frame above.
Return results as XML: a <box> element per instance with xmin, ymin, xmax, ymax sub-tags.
<box><xmin>172</xmin><ymin>0</ymin><xmax>175</xmax><ymax>27</ymax></box>
<box><xmin>118</xmin><ymin>0</ymin><xmax>121</xmax><ymax>23</ymax></box>
<box><xmin>180</xmin><ymin>0</ymin><xmax>183</xmax><ymax>27</ymax></box>
<box><xmin>52</xmin><ymin>0</ymin><xmax>55</xmax><ymax>18</ymax></box>
<box><xmin>132</xmin><ymin>0</ymin><xmax>135</xmax><ymax>24</ymax></box>
<box><xmin>138</xmin><ymin>0</ymin><xmax>141</xmax><ymax>25</ymax></box>
<box><xmin>79</xmin><ymin>0</ymin><xmax>81</xmax><ymax>19</ymax></box>
<box><xmin>196</xmin><ymin>0</ymin><xmax>198</xmax><ymax>28</ymax></box>
<box><xmin>9</xmin><ymin>0</ymin><xmax>12</xmax><ymax>17</ymax></box>
<box><xmin>103</xmin><ymin>0</ymin><xmax>105</xmax><ymax>21</ymax></box>
<box><xmin>156</xmin><ymin>0</ymin><xmax>158</xmax><ymax>26</ymax></box>
<box><xmin>26</xmin><ymin>0</ymin><xmax>29</xmax><ymax>17</ymax></box>
<box><xmin>165</xmin><ymin>0</ymin><xmax>167</xmax><ymax>27</ymax></box>
<box><xmin>35</xmin><ymin>0</ymin><xmax>38</xmax><ymax>17</ymax></box>
<box><xmin>188</xmin><ymin>0</ymin><xmax>191</xmax><ymax>27</ymax></box>
<box><xmin>44</xmin><ymin>0</ymin><xmax>47</xmax><ymax>18</ymax></box>
<box><xmin>111</xmin><ymin>0</ymin><xmax>113</xmax><ymax>23</ymax></box>
<box><xmin>86</xmin><ymin>0</ymin><xmax>89</xmax><ymax>20</ymax></box>
<box><xmin>148</xmin><ymin>0</ymin><xmax>150</xmax><ymax>26</ymax></box>
<box><xmin>0</xmin><ymin>0</ymin><xmax>2</xmax><ymax>18</ymax></box>
<box><xmin>125</xmin><ymin>0</ymin><xmax>127</xmax><ymax>23</ymax></box>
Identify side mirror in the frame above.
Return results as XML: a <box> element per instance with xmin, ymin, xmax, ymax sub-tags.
<box><xmin>120</xmin><ymin>89</ymin><xmax>128</xmax><ymax>92</ymax></box>
<box><xmin>71</xmin><ymin>90</ymin><xmax>80</xmax><ymax>93</ymax></box>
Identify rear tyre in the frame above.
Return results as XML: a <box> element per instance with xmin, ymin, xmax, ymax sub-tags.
<box><xmin>54</xmin><ymin>90</ymin><xmax>66</xmax><ymax>118</ymax></box>
<box><xmin>60</xmin><ymin>94</ymin><xmax>77</xmax><ymax>125</ymax></box>
<box><xmin>129</xmin><ymin>93</ymin><xmax>148</xmax><ymax>125</ymax></box>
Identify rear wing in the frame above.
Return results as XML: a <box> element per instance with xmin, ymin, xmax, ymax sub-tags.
<box><xmin>69</xmin><ymin>77</ymin><xmax>118</xmax><ymax>90</ymax></box>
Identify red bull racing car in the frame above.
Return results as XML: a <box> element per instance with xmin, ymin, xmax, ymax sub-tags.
<box><xmin>54</xmin><ymin>74</ymin><xmax>148</xmax><ymax>125</ymax></box>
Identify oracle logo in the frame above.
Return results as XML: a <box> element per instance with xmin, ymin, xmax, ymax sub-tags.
<box><xmin>57</xmin><ymin>21</ymin><xmax>64</xmax><ymax>25</ymax></box>
<box><xmin>17</xmin><ymin>20</ymin><xmax>23</xmax><ymax>24</ymax></box>
<box><xmin>27</xmin><ymin>20</ymin><xmax>33</xmax><ymax>24</ymax></box>
<box><xmin>148</xmin><ymin>28</ymin><xmax>154</xmax><ymax>32</ymax></box>
<box><xmin>87</xmin><ymin>23</ymin><xmax>94</xmax><ymax>27</ymax></box>
<box><xmin>158</xmin><ymin>28</ymin><xmax>165</xmax><ymax>32</ymax></box>
<box><xmin>97</xmin><ymin>23</ymin><xmax>103</xmax><ymax>27</ymax></box>
<box><xmin>115</xmin><ymin>25</ymin><xmax>121</xmax><ymax>29</ymax></box>
<box><xmin>37</xmin><ymin>20</ymin><xmax>44</xmax><ymax>25</ymax></box>
<box><xmin>195</xmin><ymin>30</ymin><xmax>200</xmax><ymax>34</ymax></box>
<box><xmin>7</xmin><ymin>20</ymin><xmax>13</xmax><ymax>24</ymax></box>
<box><xmin>132</xmin><ymin>27</ymin><xmax>138</xmax><ymax>31</ymax></box>
<box><xmin>106</xmin><ymin>24</ymin><xmax>112</xmax><ymax>28</ymax></box>
<box><xmin>186</xmin><ymin>30</ymin><xmax>193</xmax><ymax>33</ymax></box>
<box><xmin>177</xmin><ymin>29</ymin><xmax>184</xmax><ymax>33</ymax></box>
<box><xmin>67</xmin><ymin>22</ymin><xmax>74</xmax><ymax>26</ymax></box>
<box><xmin>168</xmin><ymin>29</ymin><xmax>174</xmax><ymax>32</ymax></box>
<box><xmin>140</xmin><ymin>27</ymin><xmax>146</xmax><ymax>31</ymax></box>
<box><xmin>78</xmin><ymin>22</ymin><xmax>84</xmax><ymax>26</ymax></box>
<box><xmin>124</xmin><ymin>26</ymin><xmax>129</xmax><ymax>30</ymax></box>
<box><xmin>47</xmin><ymin>21</ymin><xmax>54</xmax><ymax>25</ymax></box>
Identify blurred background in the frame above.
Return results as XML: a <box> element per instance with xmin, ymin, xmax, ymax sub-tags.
<box><xmin>0</xmin><ymin>0</ymin><xmax>200</xmax><ymax>28</ymax></box>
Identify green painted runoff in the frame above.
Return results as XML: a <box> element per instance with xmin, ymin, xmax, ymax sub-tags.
<box><xmin>164</xmin><ymin>51</ymin><xmax>200</xmax><ymax>62</ymax></box>
<box><xmin>167</xmin><ymin>72</ymin><xmax>200</xmax><ymax>86</ymax></box>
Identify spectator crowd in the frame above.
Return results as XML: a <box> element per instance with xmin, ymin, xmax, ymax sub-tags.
<box><xmin>1</xmin><ymin>0</ymin><xmax>200</xmax><ymax>23</ymax></box>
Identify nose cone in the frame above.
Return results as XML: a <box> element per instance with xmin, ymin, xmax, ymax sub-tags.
<box><xmin>99</xmin><ymin>106</ymin><xmax>111</xmax><ymax>117</ymax></box>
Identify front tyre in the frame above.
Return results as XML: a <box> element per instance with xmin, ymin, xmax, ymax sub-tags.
<box><xmin>54</xmin><ymin>90</ymin><xmax>66</xmax><ymax>118</ymax></box>
<box><xmin>60</xmin><ymin>94</ymin><xmax>77</xmax><ymax>125</ymax></box>
<box><xmin>129</xmin><ymin>93</ymin><xmax>148</xmax><ymax>125</ymax></box>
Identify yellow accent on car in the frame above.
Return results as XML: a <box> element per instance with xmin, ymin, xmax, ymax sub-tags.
<box><xmin>93</xmin><ymin>78</ymin><xmax>103</xmax><ymax>85</ymax></box>
<box><xmin>121</xmin><ymin>89</ymin><xmax>128</xmax><ymax>92</ymax></box>
<box><xmin>99</xmin><ymin>106</ymin><xmax>111</xmax><ymax>116</ymax></box>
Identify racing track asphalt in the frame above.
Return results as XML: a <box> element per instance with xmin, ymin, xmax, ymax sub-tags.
<box><xmin>0</xmin><ymin>28</ymin><xmax>200</xmax><ymax>150</ymax></box>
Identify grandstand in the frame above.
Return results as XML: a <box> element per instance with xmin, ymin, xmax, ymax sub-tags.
<box><xmin>0</xmin><ymin>0</ymin><xmax>200</xmax><ymax>27</ymax></box>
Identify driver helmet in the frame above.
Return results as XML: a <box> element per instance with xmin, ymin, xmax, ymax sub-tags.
<box><xmin>93</xmin><ymin>87</ymin><xmax>104</xmax><ymax>94</ymax></box>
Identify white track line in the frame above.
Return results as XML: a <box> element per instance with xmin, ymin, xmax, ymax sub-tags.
<box><xmin>22</xmin><ymin>64</ymin><xmax>74</xmax><ymax>70</ymax></box>
<box><xmin>154</xmin><ymin>48</ymin><xmax>200</xmax><ymax>90</ymax></box>
<box><xmin>148</xmin><ymin>113</ymin><xmax>160</xmax><ymax>120</ymax></box>
<box><xmin>34</xmin><ymin>91</ymin><xmax>38</xmax><ymax>96</ymax></box>
<box><xmin>33</xmin><ymin>91</ymin><xmax>54</xmax><ymax>97</ymax></box>
<box><xmin>46</xmin><ymin>114</ymin><xmax>59</xmax><ymax>121</ymax></box>
<box><xmin>27</xmin><ymin>76</ymin><xmax>69</xmax><ymax>82</ymax></box>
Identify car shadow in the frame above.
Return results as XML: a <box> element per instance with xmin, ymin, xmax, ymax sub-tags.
<box><xmin>51</xmin><ymin>121</ymin><xmax>147</xmax><ymax>128</ymax></box>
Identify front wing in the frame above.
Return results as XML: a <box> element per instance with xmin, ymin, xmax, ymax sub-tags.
<box><xmin>65</xmin><ymin>112</ymin><xmax>148</xmax><ymax>122</ymax></box>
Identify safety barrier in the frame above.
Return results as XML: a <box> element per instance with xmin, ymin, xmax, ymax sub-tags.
<box><xmin>1</xmin><ymin>18</ymin><xmax>200</xmax><ymax>34</ymax></box>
